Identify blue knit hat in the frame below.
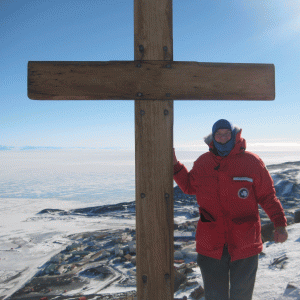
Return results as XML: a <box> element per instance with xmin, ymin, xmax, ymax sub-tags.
<box><xmin>212</xmin><ymin>119</ymin><xmax>236</xmax><ymax>156</ymax></box>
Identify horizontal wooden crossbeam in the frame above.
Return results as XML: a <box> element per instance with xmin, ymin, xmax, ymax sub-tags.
<box><xmin>28</xmin><ymin>61</ymin><xmax>275</xmax><ymax>100</ymax></box>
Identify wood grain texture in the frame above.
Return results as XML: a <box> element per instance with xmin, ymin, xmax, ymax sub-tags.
<box><xmin>135</xmin><ymin>0</ymin><xmax>174</xmax><ymax>300</ymax></box>
<box><xmin>135</xmin><ymin>100</ymin><xmax>174</xmax><ymax>299</ymax></box>
<box><xmin>28</xmin><ymin>61</ymin><xmax>275</xmax><ymax>100</ymax></box>
<box><xmin>134</xmin><ymin>0</ymin><xmax>172</xmax><ymax>61</ymax></box>
<box><xmin>134</xmin><ymin>0</ymin><xmax>174</xmax><ymax>299</ymax></box>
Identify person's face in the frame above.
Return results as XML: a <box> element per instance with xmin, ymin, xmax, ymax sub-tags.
<box><xmin>214</xmin><ymin>129</ymin><xmax>232</xmax><ymax>144</ymax></box>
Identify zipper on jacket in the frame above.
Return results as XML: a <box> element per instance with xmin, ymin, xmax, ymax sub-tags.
<box><xmin>222</xmin><ymin>212</ymin><xmax>229</xmax><ymax>248</ymax></box>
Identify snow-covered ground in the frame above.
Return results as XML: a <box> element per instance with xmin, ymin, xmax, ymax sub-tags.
<box><xmin>0</xmin><ymin>197</ymin><xmax>136</xmax><ymax>298</ymax></box>
<box><xmin>254</xmin><ymin>222</ymin><xmax>300</xmax><ymax>300</ymax></box>
<box><xmin>1</xmin><ymin>199</ymin><xmax>300</xmax><ymax>299</ymax></box>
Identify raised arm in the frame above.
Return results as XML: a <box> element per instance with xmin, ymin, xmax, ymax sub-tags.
<box><xmin>173</xmin><ymin>148</ymin><xmax>197</xmax><ymax>195</ymax></box>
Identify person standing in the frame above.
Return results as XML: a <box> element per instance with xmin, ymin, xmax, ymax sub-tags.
<box><xmin>173</xmin><ymin>119</ymin><xmax>288</xmax><ymax>300</ymax></box>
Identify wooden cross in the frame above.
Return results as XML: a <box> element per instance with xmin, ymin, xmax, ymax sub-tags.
<box><xmin>27</xmin><ymin>0</ymin><xmax>275</xmax><ymax>299</ymax></box>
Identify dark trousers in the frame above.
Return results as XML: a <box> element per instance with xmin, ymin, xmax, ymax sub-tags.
<box><xmin>197</xmin><ymin>245</ymin><xmax>258</xmax><ymax>300</ymax></box>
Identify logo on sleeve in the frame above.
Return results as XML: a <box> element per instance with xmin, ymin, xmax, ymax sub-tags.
<box><xmin>238</xmin><ymin>188</ymin><xmax>249</xmax><ymax>199</ymax></box>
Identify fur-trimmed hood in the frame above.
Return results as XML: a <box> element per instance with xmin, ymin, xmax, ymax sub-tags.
<box><xmin>204</xmin><ymin>126</ymin><xmax>241</xmax><ymax>146</ymax></box>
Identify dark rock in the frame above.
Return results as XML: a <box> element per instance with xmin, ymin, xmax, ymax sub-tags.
<box><xmin>174</xmin><ymin>241</ymin><xmax>183</xmax><ymax>250</ymax></box>
<box><xmin>286</xmin><ymin>283</ymin><xmax>297</xmax><ymax>290</ymax></box>
<box><xmin>283</xmin><ymin>283</ymin><xmax>300</xmax><ymax>297</ymax></box>
<box><xmin>38</xmin><ymin>208</ymin><xmax>67</xmax><ymax>215</ymax></box>
<box><xmin>295</xmin><ymin>209</ymin><xmax>300</xmax><ymax>223</ymax></box>
<box><xmin>186</xmin><ymin>280</ymin><xmax>198</xmax><ymax>287</ymax></box>
<box><xmin>71</xmin><ymin>251</ymin><xmax>90</xmax><ymax>257</ymax></box>
<box><xmin>70</xmin><ymin>201</ymin><xmax>136</xmax><ymax>216</ymax></box>
<box><xmin>259</xmin><ymin>251</ymin><xmax>266</xmax><ymax>257</ymax></box>
<box><xmin>184</xmin><ymin>267</ymin><xmax>194</xmax><ymax>274</ymax></box>
<box><xmin>35</xmin><ymin>185</ymin><xmax>198</xmax><ymax>220</ymax></box>
<box><xmin>79</xmin><ymin>266</ymin><xmax>113</xmax><ymax>279</ymax></box>
<box><xmin>174</xmin><ymin>267</ymin><xmax>187</xmax><ymax>293</ymax></box>
<box><xmin>190</xmin><ymin>285</ymin><xmax>205</xmax><ymax>299</ymax></box>
<box><xmin>67</xmin><ymin>255</ymin><xmax>82</xmax><ymax>264</ymax></box>
<box><xmin>286</xmin><ymin>215</ymin><xmax>295</xmax><ymax>225</ymax></box>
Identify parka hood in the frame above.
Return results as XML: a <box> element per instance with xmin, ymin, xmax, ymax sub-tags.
<box><xmin>204</xmin><ymin>126</ymin><xmax>246</xmax><ymax>157</ymax></box>
<box><xmin>204</xmin><ymin>126</ymin><xmax>241</xmax><ymax>146</ymax></box>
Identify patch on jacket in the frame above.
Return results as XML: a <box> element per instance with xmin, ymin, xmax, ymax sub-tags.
<box><xmin>233</xmin><ymin>177</ymin><xmax>253</xmax><ymax>183</ymax></box>
<box><xmin>238</xmin><ymin>188</ymin><xmax>249</xmax><ymax>199</ymax></box>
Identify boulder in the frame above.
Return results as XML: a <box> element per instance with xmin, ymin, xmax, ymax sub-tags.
<box><xmin>185</xmin><ymin>267</ymin><xmax>195</xmax><ymax>274</ymax></box>
<box><xmin>174</xmin><ymin>267</ymin><xmax>187</xmax><ymax>292</ymax></box>
<box><xmin>295</xmin><ymin>209</ymin><xmax>300</xmax><ymax>223</ymax></box>
<box><xmin>186</xmin><ymin>280</ymin><xmax>198</xmax><ymax>286</ymax></box>
<box><xmin>286</xmin><ymin>215</ymin><xmax>294</xmax><ymax>225</ymax></box>
<box><xmin>174</xmin><ymin>251</ymin><xmax>184</xmax><ymax>260</ymax></box>
<box><xmin>184</xmin><ymin>251</ymin><xmax>198</xmax><ymax>261</ymax></box>
<box><xmin>277</xmin><ymin>282</ymin><xmax>300</xmax><ymax>299</ymax></box>
<box><xmin>190</xmin><ymin>285</ymin><xmax>205</xmax><ymax>299</ymax></box>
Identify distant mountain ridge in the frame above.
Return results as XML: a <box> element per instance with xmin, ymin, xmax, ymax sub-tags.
<box><xmin>0</xmin><ymin>145</ymin><xmax>14</xmax><ymax>150</ymax></box>
<box><xmin>0</xmin><ymin>145</ymin><xmax>129</xmax><ymax>151</ymax></box>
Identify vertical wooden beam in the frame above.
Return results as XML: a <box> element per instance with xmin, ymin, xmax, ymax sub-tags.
<box><xmin>134</xmin><ymin>0</ymin><xmax>174</xmax><ymax>299</ymax></box>
<box><xmin>134</xmin><ymin>0</ymin><xmax>173</xmax><ymax>61</ymax></box>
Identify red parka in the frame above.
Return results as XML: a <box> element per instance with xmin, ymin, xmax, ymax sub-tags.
<box><xmin>173</xmin><ymin>128</ymin><xmax>287</xmax><ymax>262</ymax></box>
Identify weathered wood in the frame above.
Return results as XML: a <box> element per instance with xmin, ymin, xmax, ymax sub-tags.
<box><xmin>135</xmin><ymin>100</ymin><xmax>174</xmax><ymax>299</ymax></box>
<box><xmin>28</xmin><ymin>61</ymin><xmax>275</xmax><ymax>100</ymax></box>
<box><xmin>135</xmin><ymin>0</ymin><xmax>174</xmax><ymax>299</ymax></box>
<box><xmin>134</xmin><ymin>0</ymin><xmax>173</xmax><ymax>61</ymax></box>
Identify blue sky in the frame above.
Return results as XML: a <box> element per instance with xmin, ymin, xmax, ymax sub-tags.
<box><xmin>1</xmin><ymin>0</ymin><xmax>300</xmax><ymax>150</ymax></box>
